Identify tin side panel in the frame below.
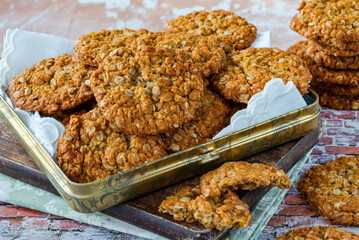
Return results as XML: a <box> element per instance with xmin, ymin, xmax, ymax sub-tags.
<box><xmin>0</xmin><ymin>91</ymin><xmax>320</xmax><ymax>213</ymax></box>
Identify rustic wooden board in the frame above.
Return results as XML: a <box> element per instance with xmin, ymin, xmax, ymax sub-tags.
<box><xmin>0</xmin><ymin>119</ymin><xmax>324</xmax><ymax>240</ymax></box>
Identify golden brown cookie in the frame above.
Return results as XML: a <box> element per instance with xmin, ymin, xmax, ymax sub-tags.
<box><xmin>308</xmin><ymin>64</ymin><xmax>359</xmax><ymax>86</ymax></box>
<box><xmin>290</xmin><ymin>40</ymin><xmax>359</xmax><ymax>70</ymax></box>
<box><xmin>310</xmin><ymin>79</ymin><xmax>359</xmax><ymax>96</ymax></box>
<box><xmin>288</xmin><ymin>41</ymin><xmax>359</xmax><ymax>86</ymax></box>
<box><xmin>290</xmin><ymin>0</ymin><xmax>359</xmax><ymax>50</ymax></box>
<box><xmin>312</xmin><ymin>40</ymin><xmax>359</xmax><ymax>57</ymax></box>
<box><xmin>74</xmin><ymin>29</ymin><xmax>150</xmax><ymax>67</ymax></box>
<box><xmin>132</xmin><ymin>32</ymin><xmax>226</xmax><ymax>78</ymax></box>
<box><xmin>158</xmin><ymin>186</ymin><xmax>251</xmax><ymax>230</ymax></box>
<box><xmin>200</xmin><ymin>161</ymin><xmax>291</xmax><ymax>198</ymax></box>
<box><xmin>211</xmin><ymin>47</ymin><xmax>312</xmax><ymax>103</ymax></box>
<box><xmin>191</xmin><ymin>189</ymin><xmax>251</xmax><ymax>230</ymax></box>
<box><xmin>9</xmin><ymin>54</ymin><xmax>94</xmax><ymax>114</ymax></box>
<box><xmin>159</xmin><ymin>186</ymin><xmax>200</xmax><ymax>223</ymax></box>
<box><xmin>162</xmin><ymin>90</ymin><xmax>230</xmax><ymax>153</ymax></box>
<box><xmin>298</xmin><ymin>155</ymin><xmax>359</xmax><ymax>226</ymax></box>
<box><xmin>276</xmin><ymin>226</ymin><xmax>359</xmax><ymax>240</ymax></box>
<box><xmin>165</xmin><ymin>10</ymin><xmax>257</xmax><ymax>52</ymax></box>
<box><xmin>91</xmin><ymin>46</ymin><xmax>205</xmax><ymax>136</ymax></box>
<box><xmin>57</xmin><ymin>108</ymin><xmax>167</xmax><ymax>183</ymax></box>
<box><xmin>311</xmin><ymin>86</ymin><xmax>359</xmax><ymax>110</ymax></box>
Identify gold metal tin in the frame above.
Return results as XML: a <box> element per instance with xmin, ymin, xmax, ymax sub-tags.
<box><xmin>0</xmin><ymin>90</ymin><xmax>320</xmax><ymax>213</ymax></box>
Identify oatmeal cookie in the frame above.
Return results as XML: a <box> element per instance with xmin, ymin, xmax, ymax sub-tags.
<box><xmin>191</xmin><ymin>189</ymin><xmax>251</xmax><ymax>230</ymax></box>
<box><xmin>211</xmin><ymin>47</ymin><xmax>311</xmax><ymax>103</ymax></box>
<box><xmin>132</xmin><ymin>32</ymin><xmax>226</xmax><ymax>78</ymax></box>
<box><xmin>298</xmin><ymin>155</ymin><xmax>359</xmax><ymax>226</ymax></box>
<box><xmin>74</xmin><ymin>29</ymin><xmax>149</xmax><ymax>67</ymax></box>
<box><xmin>158</xmin><ymin>186</ymin><xmax>200</xmax><ymax>223</ymax></box>
<box><xmin>288</xmin><ymin>42</ymin><xmax>359</xmax><ymax>86</ymax></box>
<box><xmin>310</xmin><ymin>79</ymin><xmax>359</xmax><ymax>96</ymax></box>
<box><xmin>57</xmin><ymin>108</ymin><xmax>167</xmax><ymax>183</ymax></box>
<box><xmin>200</xmin><ymin>161</ymin><xmax>291</xmax><ymax>198</ymax></box>
<box><xmin>162</xmin><ymin>90</ymin><xmax>230</xmax><ymax>153</ymax></box>
<box><xmin>91</xmin><ymin>46</ymin><xmax>205</xmax><ymax>136</ymax></box>
<box><xmin>312</xmin><ymin>40</ymin><xmax>359</xmax><ymax>57</ymax></box>
<box><xmin>159</xmin><ymin>186</ymin><xmax>252</xmax><ymax>230</ymax></box>
<box><xmin>308</xmin><ymin>64</ymin><xmax>359</xmax><ymax>86</ymax></box>
<box><xmin>290</xmin><ymin>40</ymin><xmax>359</xmax><ymax>70</ymax></box>
<box><xmin>311</xmin><ymin>86</ymin><xmax>359</xmax><ymax>110</ymax></box>
<box><xmin>276</xmin><ymin>226</ymin><xmax>359</xmax><ymax>240</ymax></box>
<box><xmin>164</xmin><ymin>10</ymin><xmax>257</xmax><ymax>52</ymax></box>
<box><xmin>290</xmin><ymin>0</ymin><xmax>359</xmax><ymax>50</ymax></box>
<box><xmin>9</xmin><ymin>54</ymin><xmax>94</xmax><ymax>114</ymax></box>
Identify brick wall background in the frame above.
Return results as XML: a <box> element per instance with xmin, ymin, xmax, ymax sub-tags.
<box><xmin>0</xmin><ymin>108</ymin><xmax>358</xmax><ymax>239</ymax></box>
<box><xmin>0</xmin><ymin>202</ymin><xmax>140</xmax><ymax>239</ymax></box>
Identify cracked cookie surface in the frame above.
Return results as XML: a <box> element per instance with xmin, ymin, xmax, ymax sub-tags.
<box><xmin>74</xmin><ymin>29</ymin><xmax>149</xmax><ymax>67</ymax></box>
<box><xmin>132</xmin><ymin>32</ymin><xmax>226</xmax><ymax>78</ymax></box>
<box><xmin>9</xmin><ymin>54</ymin><xmax>94</xmax><ymax>114</ymax></box>
<box><xmin>211</xmin><ymin>47</ymin><xmax>311</xmax><ymax>103</ymax></box>
<box><xmin>200</xmin><ymin>161</ymin><xmax>291</xmax><ymax>198</ymax></box>
<box><xmin>165</xmin><ymin>10</ymin><xmax>257</xmax><ymax>52</ymax></box>
<box><xmin>161</xmin><ymin>90</ymin><xmax>230</xmax><ymax>153</ymax></box>
<box><xmin>158</xmin><ymin>186</ymin><xmax>251</xmax><ymax>230</ymax></box>
<box><xmin>57</xmin><ymin>108</ymin><xmax>167</xmax><ymax>183</ymax></box>
<box><xmin>298</xmin><ymin>155</ymin><xmax>359</xmax><ymax>226</ymax></box>
<box><xmin>91</xmin><ymin>46</ymin><xmax>205</xmax><ymax>135</ymax></box>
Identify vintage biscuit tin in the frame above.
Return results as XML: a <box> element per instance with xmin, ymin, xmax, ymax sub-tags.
<box><xmin>0</xmin><ymin>90</ymin><xmax>320</xmax><ymax>213</ymax></box>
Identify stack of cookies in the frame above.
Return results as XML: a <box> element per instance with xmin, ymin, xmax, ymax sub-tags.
<box><xmin>8</xmin><ymin>10</ymin><xmax>312</xmax><ymax>183</ymax></box>
<box><xmin>288</xmin><ymin>0</ymin><xmax>359</xmax><ymax>110</ymax></box>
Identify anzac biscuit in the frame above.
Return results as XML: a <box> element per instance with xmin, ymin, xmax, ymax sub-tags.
<box><xmin>164</xmin><ymin>10</ymin><xmax>257</xmax><ymax>52</ymax></box>
<box><xmin>310</xmin><ymin>79</ymin><xmax>359</xmax><ymax>96</ymax></box>
<box><xmin>91</xmin><ymin>46</ymin><xmax>205</xmax><ymax>136</ymax></box>
<box><xmin>288</xmin><ymin>42</ymin><xmax>359</xmax><ymax>86</ymax></box>
<box><xmin>290</xmin><ymin>40</ymin><xmax>359</xmax><ymax>70</ymax></box>
<box><xmin>162</xmin><ymin>90</ymin><xmax>230</xmax><ymax>153</ymax></box>
<box><xmin>9</xmin><ymin>54</ymin><xmax>93</xmax><ymax>114</ymax></box>
<box><xmin>211</xmin><ymin>47</ymin><xmax>311</xmax><ymax>103</ymax></box>
<box><xmin>74</xmin><ymin>29</ymin><xmax>149</xmax><ymax>67</ymax></box>
<box><xmin>200</xmin><ymin>161</ymin><xmax>291</xmax><ymax>198</ymax></box>
<box><xmin>57</xmin><ymin>108</ymin><xmax>167</xmax><ymax>183</ymax></box>
<box><xmin>298</xmin><ymin>155</ymin><xmax>359</xmax><ymax>226</ymax></box>
<box><xmin>276</xmin><ymin>226</ymin><xmax>359</xmax><ymax>240</ymax></box>
<box><xmin>159</xmin><ymin>186</ymin><xmax>252</xmax><ymax>230</ymax></box>
<box><xmin>290</xmin><ymin>0</ymin><xmax>359</xmax><ymax>50</ymax></box>
<box><xmin>312</xmin><ymin>40</ymin><xmax>359</xmax><ymax>57</ymax></box>
<box><xmin>132</xmin><ymin>32</ymin><xmax>226</xmax><ymax>78</ymax></box>
<box><xmin>308</xmin><ymin>64</ymin><xmax>359</xmax><ymax>86</ymax></box>
<box><xmin>159</xmin><ymin>186</ymin><xmax>200</xmax><ymax>223</ymax></box>
<box><xmin>311</xmin><ymin>86</ymin><xmax>359</xmax><ymax>110</ymax></box>
<box><xmin>287</xmin><ymin>40</ymin><xmax>316</xmax><ymax>65</ymax></box>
